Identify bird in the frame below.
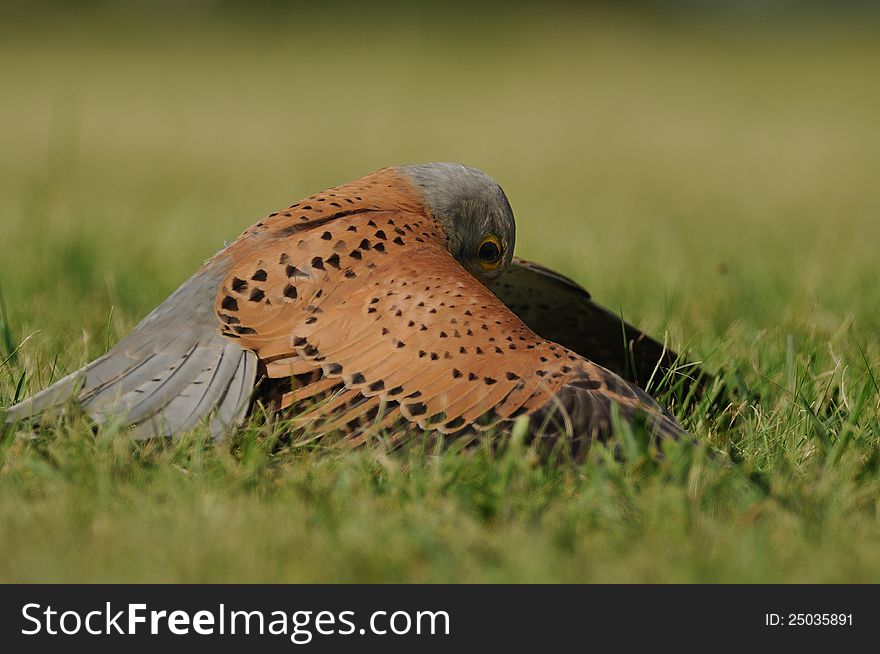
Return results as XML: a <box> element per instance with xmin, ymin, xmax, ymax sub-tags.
<box><xmin>4</xmin><ymin>163</ymin><xmax>691</xmax><ymax>458</ymax></box>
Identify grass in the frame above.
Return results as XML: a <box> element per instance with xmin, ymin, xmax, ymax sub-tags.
<box><xmin>1</xmin><ymin>5</ymin><xmax>880</xmax><ymax>582</ymax></box>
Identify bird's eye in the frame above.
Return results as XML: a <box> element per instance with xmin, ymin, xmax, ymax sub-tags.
<box><xmin>477</xmin><ymin>235</ymin><xmax>503</xmax><ymax>271</ymax></box>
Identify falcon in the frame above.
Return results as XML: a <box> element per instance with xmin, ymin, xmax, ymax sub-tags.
<box><xmin>4</xmin><ymin>163</ymin><xmax>693</xmax><ymax>456</ymax></box>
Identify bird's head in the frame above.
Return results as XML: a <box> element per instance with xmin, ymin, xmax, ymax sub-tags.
<box><xmin>399</xmin><ymin>162</ymin><xmax>516</xmax><ymax>283</ymax></box>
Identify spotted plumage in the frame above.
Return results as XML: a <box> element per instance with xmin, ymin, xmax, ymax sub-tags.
<box><xmin>5</xmin><ymin>163</ymin><xmax>689</xmax><ymax>457</ymax></box>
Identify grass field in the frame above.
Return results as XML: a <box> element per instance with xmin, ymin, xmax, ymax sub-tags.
<box><xmin>1</xmin><ymin>5</ymin><xmax>880</xmax><ymax>582</ymax></box>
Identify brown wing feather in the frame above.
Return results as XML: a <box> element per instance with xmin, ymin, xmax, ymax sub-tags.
<box><xmin>215</xmin><ymin>184</ymin><xmax>686</xmax><ymax>453</ymax></box>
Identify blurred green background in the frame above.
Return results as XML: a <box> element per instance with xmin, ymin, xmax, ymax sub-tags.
<box><xmin>1</xmin><ymin>2</ymin><xmax>880</xmax><ymax>582</ymax></box>
<box><xmin>2</xmin><ymin>2</ymin><xmax>878</xmax><ymax>357</ymax></box>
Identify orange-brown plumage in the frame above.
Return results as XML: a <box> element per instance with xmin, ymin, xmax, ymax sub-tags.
<box><xmin>213</xmin><ymin>167</ymin><xmax>683</xmax><ymax>451</ymax></box>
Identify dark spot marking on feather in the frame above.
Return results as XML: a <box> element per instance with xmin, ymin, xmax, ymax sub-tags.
<box><xmin>293</xmin><ymin>336</ymin><xmax>308</xmax><ymax>346</ymax></box>
<box><xmin>221</xmin><ymin>296</ymin><xmax>238</xmax><ymax>311</ymax></box>
<box><xmin>393</xmin><ymin>236</ymin><xmax>405</xmax><ymax>246</ymax></box>
<box><xmin>326</xmin><ymin>253</ymin><xmax>341</xmax><ymax>268</ymax></box>
<box><xmin>374</xmin><ymin>229</ymin><xmax>387</xmax><ymax>240</ymax></box>
<box><xmin>311</xmin><ymin>257</ymin><xmax>325</xmax><ymax>270</ymax></box>
<box><xmin>505</xmin><ymin>372</ymin><xmax>520</xmax><ymax>381</ymax></box>
<box><xmin>407</xmin><ymin>402</ymin><xmax>428</xmax><ymax>416</ymax></box>
<box><xmin>283</xmin><ymin>284</ymin><xmax>297</xmax><ymax>300</ymax></box>
<box><xmin>249</xmin><ymin>288</ymin><xmax>265</xmax><ymax>302</ymax></box>
<box><xmin>368</xmin><ymin>380</ymin><xmax>385</xmax><ymax>392</ymax></box>
<box><xmin>452</xmin><ymin>368</ymin><xmax>462</xmax><ymax>379</ymax></box>
<box><xmin>445</xmin><ymin>417</ymin><xmax>466</xmax><ymax>430</ymax></box>
<box><xmin>484</xmin><ymin>377</ymin><xmax>497</xmax><ymax>385</ymax></box>
<box><xmin>351</xmin><ymin>373</ymin><xmax>366</xmax><ymax>385</ymax></box>
<box><xmin>233</xmin><ymin>326</ymin><xmax>256</xmax><ymax>335</ymax></box>
<box><xmin>251</xmin><ymin>269</ymin><xmax>268</xmax><ymax>282</ymax></box>
<box><xmin>328</xmin><ymin>363</ymin><xmax>343</xmax><ymax>375</ymax></box>
<box><xmin>350</xmin><ymin>250</ymin><xmax>362</xmax><ymax>260</ymax></box>
<box><xmin>374</xmin><ymin>243</ymin><xmax>386</xmax><ymax>253</ymax></box>
<box><xmin>231</xmin><ymin>277</ymin><xmax>248</xmax><ymax>293</ymax></box>
<box><xmin>468</xmin><ymin>372</ymin><xmax>478</xmax><ymax>381</ymax></box>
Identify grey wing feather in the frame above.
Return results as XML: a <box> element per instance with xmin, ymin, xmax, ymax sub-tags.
<box><xmin>4</xmin><ymin>257</ymin><xmax>258</xmax><ymax>440</ymax></box>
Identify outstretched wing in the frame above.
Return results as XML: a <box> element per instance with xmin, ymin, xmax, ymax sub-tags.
<box><xmin>4</xmin><ymin>260</ymin><xmax>258</xmax><ymax>439</ymax></box>
<box><xmin>217</xmin><ymin>207</ymin><xmax>684</xmax><ymax>452</ymax></box>
<box><xmin>489</xmin><ymin>258</ymin><xmax>715</xmax><ymax>400</ymax></box>
<box><xmin>2</xmin><ymin>167</ymin><xmax>409</xmax><ymax>438</ymax></box>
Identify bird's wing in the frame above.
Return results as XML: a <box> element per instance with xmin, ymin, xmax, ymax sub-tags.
<box><xmin>489</xmin><ymin>257</ymin><xmax>714</xmax><ymax>399</ymax></box>
<box><xmin>2</xmin><ymin>167</ymin><xmax>412</xmax><ymax>438</ymax></box>
<box><xmin>219</xmin><ymin>208</ymin><xmax>685</xmax><ymax>452</ymax></box>
<box><xmin>4</xmin><ymin>259</ymin><xmax>258</xmax><ymax>439</ymax></box>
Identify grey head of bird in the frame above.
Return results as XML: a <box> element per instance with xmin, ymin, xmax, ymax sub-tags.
<box><xmin>399</xmin><ymin>162</ymin><xmax>516</xmax><ymax>283</ymax></box>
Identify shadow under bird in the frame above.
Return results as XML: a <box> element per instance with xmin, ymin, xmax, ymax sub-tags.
<box><xmin>4</xmin><ymin>163</ymin><xmax>711</xmax><ymax>456</ymax></box>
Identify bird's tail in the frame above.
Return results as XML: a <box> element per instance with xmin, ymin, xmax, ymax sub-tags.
<box><xmin>3</xmin><ymin>258</ymin><xmax>258</xmax><ymax>439</ymax></box>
